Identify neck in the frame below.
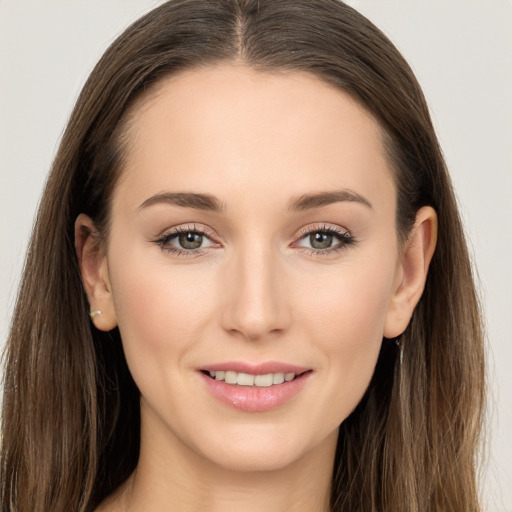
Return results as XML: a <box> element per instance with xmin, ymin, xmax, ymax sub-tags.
<box><xmin>108</xmin><ymin>410</ymin><xmax>337</xmax><ymax>512</ymax></box>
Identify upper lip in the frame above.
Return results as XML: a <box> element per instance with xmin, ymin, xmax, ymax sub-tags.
<box><xmin>199</xmin><ymin>361</ymin><xmax>311</xmax><ymax>375</ymax></box>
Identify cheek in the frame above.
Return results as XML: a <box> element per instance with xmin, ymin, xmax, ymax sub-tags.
<box><xmin>297</xmin><ymin>258</ymin><xmax>396</xmax><ymax>350</ymax></box>
<box><xmin>293</xmin><ymin>257</ymin><xmax>397</xmax><ymax>420</ymax></box>
<box><xmin>107</xmin><ymin>247</ymin><xmax>217</xmax><ymax>379</ymax></box>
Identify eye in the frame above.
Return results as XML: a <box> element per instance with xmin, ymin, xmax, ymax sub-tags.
<box><xmin>307</xmin><ymin>232</ymin><xmax>335</xmax><ymax>250</ymax></box>
<box><xmin>176</xmin><ymin>231</ymin><xmax>206</xmax><ymax>250</ymax></box>
<box><xmin>294</xmin><ymin>226</ymin><xmax>355</xmax><ymax>254</ymax></box>
<box><xmin>154</xmin><ymin>225</ymin><xmax>219</xmax><ymax>255</ymax></box>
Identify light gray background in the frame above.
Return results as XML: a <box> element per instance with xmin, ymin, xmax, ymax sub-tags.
<box><xmin>1</xmin><ymin>1</ymin><xmax>511</xmax><ymax>510</ymax></box>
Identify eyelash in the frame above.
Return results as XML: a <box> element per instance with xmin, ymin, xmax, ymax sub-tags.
<box><xmin>294</xmin><ymin>224</ymin><xmax>356</xmax><ymax>256</ymax></box>
<box><xmin>153</xmin><ymin>224</ymin><xmax>355</xmax><ymax>257</ymax></box>
<box><xmin>154</xmin><ymin>224</ymin><xmax>217</xmax><ymax>257</ymax></box>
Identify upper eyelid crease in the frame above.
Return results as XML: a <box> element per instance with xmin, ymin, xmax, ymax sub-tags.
<box><xmin>137</xmin><ymin>189</ymin><xmax>371</xmax><ymax>213</ymax></box>
<box><xmin>156</xmin><ymin>224</ymin><xmax>215</xmax><ymax>241</ymax></box>
<box><xmin>158</xmin><ymin>224</ymin><xmax>348</xmax><ymax>240</ymax></box>
<box><xmin>296</xmin><ymin>224</ymin><xmax>350</xmax><ymax>237</ymax></box>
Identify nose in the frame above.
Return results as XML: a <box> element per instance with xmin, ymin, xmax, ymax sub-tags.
<box><xmin>220</xmin><ymin>242</ymin><xmax>292</xmax><ymax>341</ymax></box>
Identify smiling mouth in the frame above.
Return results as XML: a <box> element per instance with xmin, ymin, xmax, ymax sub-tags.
<box><xmin>199</xmin><ymin>366</ymin><xmax>313</xmax><ymax>412</ymax></box>
<box><xmin>201</xmin><ymin>370</ymin><xmax>309</xmax><ymax>387</ymax></box>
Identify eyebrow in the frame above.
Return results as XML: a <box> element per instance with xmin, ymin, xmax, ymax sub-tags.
<box><xmin>288</xmin><ymin>190</ymin><xmax>372</xmax><ymax>211</ymax></box>
<box><xmin>138</xmin><ymin>192</ymin><xmax>225</xmax><ymax>212</ymax></box>
<box><xmin>138</xmin><ymin>189</ymin><xmax>372</xmax><ymax>213</ymax></box>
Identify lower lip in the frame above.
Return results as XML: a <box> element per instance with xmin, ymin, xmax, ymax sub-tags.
<box><xmin>199</xmin><ymin>371</ymin><xmax>312</xmax><ymax>412</ymax></box>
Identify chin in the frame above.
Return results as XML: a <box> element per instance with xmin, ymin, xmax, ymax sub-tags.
<box><xmin>205</xmin><ymin>446</ymin><xmax>302</xmax><ymax>473</ymax></box>
<box><xmin>189</xmin><ymin>423</ymin><xmax>334</xmax><ymax>474</ymax></box>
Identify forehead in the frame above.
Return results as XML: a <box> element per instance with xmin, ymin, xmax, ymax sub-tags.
<box><xmin>114</xmin><ymin>64</ymin><xmax>394</xmax><ymax>212</ymax></box>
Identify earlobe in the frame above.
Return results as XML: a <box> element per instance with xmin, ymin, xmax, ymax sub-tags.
<box><xmin>384</xmin><ymin>206</ymin><xmax>438</xmax><ymax>338</ymax></box>
<box><xmin>75</xmin><ymin>214</ymin><xmax>118</xmax><ymax>331</ymax></box>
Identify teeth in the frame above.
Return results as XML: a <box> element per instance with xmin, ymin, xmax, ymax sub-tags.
<box><xmin>273</xmin><ymin>373</ymin><xmax>285</xmax><ymax>385</ymax></box>
<box><xmin>208</xmin><ymin>370</ymin><xmax>297</xmax><ymax>387</ymax></box>
<box><xmin>254</xmin><ymin>374</ymin><xmax>273</xmax><ymax>387</ymax></box>
<box><xmin>224</xmin><ymin>371</ymin><xmax>237</xmax><ymax>384</ymax></box>
<box><xmin>237</xmin><ymin>372</ymin><xmax>255</xmax><ymax>386</ymax></box>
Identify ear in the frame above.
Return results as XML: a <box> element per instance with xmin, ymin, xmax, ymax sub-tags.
<box><xmin>384</xmin><ymin>206</ymin><xmax>438</xmax><ymax>338</ymax></box>
<box><xmin>75</xmin><ymin>214</ymin><xmax>117</xmax><ymax>331</ymax></box>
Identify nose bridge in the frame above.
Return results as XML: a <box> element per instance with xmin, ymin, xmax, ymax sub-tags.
<box><xmin>221</xmin><ymin>237</ymin><xmax>290</xmax><ymax>340</ymax></box>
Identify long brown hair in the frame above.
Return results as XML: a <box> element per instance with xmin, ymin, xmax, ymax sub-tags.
<box><xmin>1</xmin><ymin>1</ymin><xmax>485</xmax><ymax>510</ymax></box>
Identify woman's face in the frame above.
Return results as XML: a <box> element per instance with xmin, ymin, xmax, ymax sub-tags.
<box><xmin>98</xmin><ymin>65</ymin><xmax>407</xmax><ymax>472</ymax></box>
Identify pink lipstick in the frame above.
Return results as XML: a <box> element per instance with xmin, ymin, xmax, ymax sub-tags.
<box><xmin>198</xmin><ymin>361</ymin><xmax>312</xmax><ymax>412</ymax></box>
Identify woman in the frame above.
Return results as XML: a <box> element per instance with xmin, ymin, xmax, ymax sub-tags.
<box><xmin>0</xmin><ymin>1</ymin><xmax>485</xmax><ymax>511</ymax></box>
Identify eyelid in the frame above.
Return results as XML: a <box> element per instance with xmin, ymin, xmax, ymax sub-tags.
<box><xmin>297</xmin><ymin>221</ymin><xmax>346</xmax><ymax>234</ymax></box>
<box><xmin>293</xmin><ymin>223</ymin><xmax>352</xmax><ymax>242</ymax></box>
<box><xmin>152</xmin><ymin>222</ymin><xmax>355</xmax><ymax>258</ymax></box>
<box><xmin>155</xmin><ymin>223</ymin><xmax>218</xmax><ymax>240</ymax></box>
<box><xmin>152</xmin><ymin>223</ymin><xmax>222</xmax><ymax>256</ymax></box>
<box><xmin>291</xmin><ymin>223</ymin><xmax>355</xmax><ymax>254</ymax></box>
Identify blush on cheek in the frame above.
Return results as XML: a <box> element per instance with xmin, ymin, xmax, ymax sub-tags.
<box><xmin>111</xmin><ymin>256</ymin><xmax>217</xmax><ymax>353</ymax></box>
<box><xmin>310</xmin><ymin>276</ymin><xmax>391</xmax><ymax>345</ymax></box>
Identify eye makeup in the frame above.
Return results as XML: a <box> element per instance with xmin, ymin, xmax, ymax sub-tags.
<box><xmin>152</xmin><ymin>222</ymin><xmax>356</xmax><ymax>258</ymax></box>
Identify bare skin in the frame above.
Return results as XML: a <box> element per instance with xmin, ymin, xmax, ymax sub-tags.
<box><xmin>77</xmin><ymin>64</ymin><xmax>437</xmax><ymax>512</ymax></box>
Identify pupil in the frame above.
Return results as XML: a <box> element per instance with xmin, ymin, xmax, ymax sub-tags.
<box><xmin>310</xmin><ymin>232</ymin><xmax>332</xmax><ymax>249</ymax></box>
<box><xmin>179</xmin><ymin>232</ymin><xmax>203</xmax><ymax>249</ymax></box>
